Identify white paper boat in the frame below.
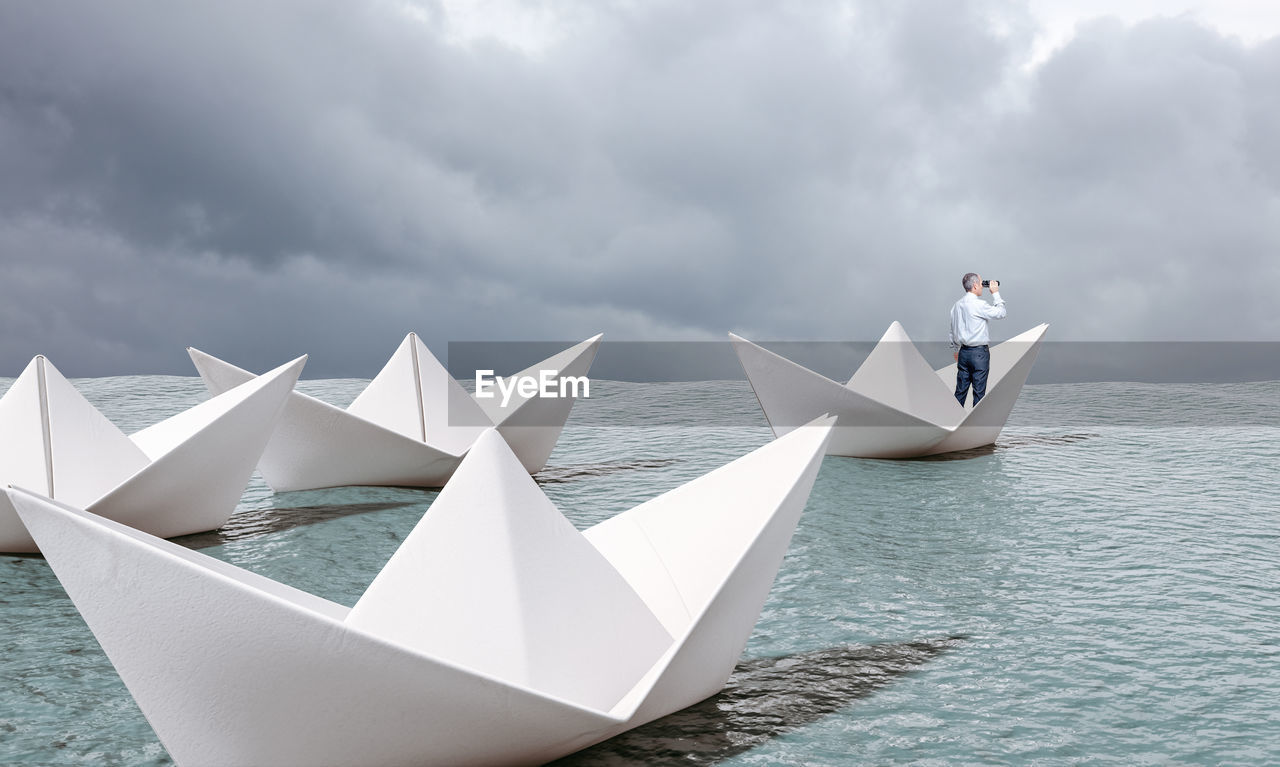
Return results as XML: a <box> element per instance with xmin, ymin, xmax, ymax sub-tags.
<box><xmin>0</xmin><ymin>355</ymin><xmax>305</xmax><ymax>553</ymax></box>
<box><xmin>731</xmin><ymin>323</ymin><xmax>1048</xmax><ymax>457</ymax></box>
<box><xmin>8</xmin><ymin>416</ymin><xmax>834</xmax><ymax>766</ymax></box>
<box><xmin>188</xmin><ymin>334</ymin><xmax>601</xmax><ymax>491</ymax></box>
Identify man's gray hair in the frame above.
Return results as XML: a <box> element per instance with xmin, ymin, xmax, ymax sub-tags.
<box><xmin>962</xmin><ymin>272</ymin><xmax>980</xmax><ymax>292</ymax></box>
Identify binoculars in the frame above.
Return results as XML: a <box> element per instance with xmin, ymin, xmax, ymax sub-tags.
<box><xmin>981</xmin><ymin>279</ymin><xmax>1001</xmax><ymax>288</ymax></box>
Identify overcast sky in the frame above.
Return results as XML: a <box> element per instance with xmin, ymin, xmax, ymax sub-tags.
<box><xmin>2</xmin><ymin>0</ymin><xmax>1278</xmax><ymax>377</ymax></box>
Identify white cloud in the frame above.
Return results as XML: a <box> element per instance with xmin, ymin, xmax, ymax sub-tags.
<box><xmin>1027</xmin><ymin>0</ymin><xmax>1280</xmax><ymax>65</ymax></box>
<box><xmin>436</xmin><ymin>0</ymin><xmax>589</xmax><ymax>53</ymax></box>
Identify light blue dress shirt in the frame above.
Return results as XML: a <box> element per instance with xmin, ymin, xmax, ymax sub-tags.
<box><xmin>949</xmin><ymin>292</ymin><xmax>1007</xmax><ymax>350</ymax></box>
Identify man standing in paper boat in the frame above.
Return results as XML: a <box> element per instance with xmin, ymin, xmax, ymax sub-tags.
<box><xmin>949</xmin><ymin>272</ymin><xmax>1006</xmax><ymax>407</ymax></box>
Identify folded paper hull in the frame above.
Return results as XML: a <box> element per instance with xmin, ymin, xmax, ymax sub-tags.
<box><xmin>731</xmin><ymin>323</ymin><xmax>1048</xmax><ymax>458</ymax></box>
<box><xmin>0</xmin><ymin>355</ymin><xmax>304</xmax><ymax>553</ymax></box>
<box><xmin>188</xmin><ymin>334</ymin><xmax>601</xmax><ymax>492</ymax></box>
<box><xmin>10</xmin><ymin>418</ymin><xmax>833</xmax><ymax>766</ymax></box>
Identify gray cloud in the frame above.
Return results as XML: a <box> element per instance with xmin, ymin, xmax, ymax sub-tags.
<box><xmin>1</xmin><ymin>0</ymin><xmax>1277</xmax><ymax>378</ymax></box>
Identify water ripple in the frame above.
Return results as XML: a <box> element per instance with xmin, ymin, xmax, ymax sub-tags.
<box><xmin>1</xmin><ymin>378</ymin><xmax>1279</xmax><ymax>765</ymax></box>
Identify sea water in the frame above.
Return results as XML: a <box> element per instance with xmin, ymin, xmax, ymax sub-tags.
<box><xmin>1</xmin><ymin>376</ymin><xmax>1278</xmax><ymax>765</ymax></box>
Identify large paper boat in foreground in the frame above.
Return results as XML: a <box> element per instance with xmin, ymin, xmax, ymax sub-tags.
<box><xmin>0</xmin><ymin>355</ymin><xmax>304</xmax><ymax>553</ymax></box>
<box><xmin>731</xmin><ymin>323</ymin><xmax>1048</xmax><ymax>458</ymax></box>
<box><xmin>9</xmin><ymin>417</ymin><xmax>834</xmax><ymax>766</ymax></box>
<box><xmin>188</xmin><ymin>334</ymin><xmax>601</xmax><ymax>491</ymax></box>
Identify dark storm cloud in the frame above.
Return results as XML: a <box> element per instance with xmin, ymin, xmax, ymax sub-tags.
<box><xmin>971</xmin><ymin>18</ymin><xmax>1280</xmax><ymax>341</ymax></box>
<box><xmin>1</xmin><ymin>0</ymin><xmax>1277</xmax><ymax>377</ymax></box>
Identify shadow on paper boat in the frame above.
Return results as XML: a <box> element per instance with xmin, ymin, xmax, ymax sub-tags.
<box><xmin>554</xmin><ymin>636</ymin><xmax>965</xmax><ymax>766</ymax></box>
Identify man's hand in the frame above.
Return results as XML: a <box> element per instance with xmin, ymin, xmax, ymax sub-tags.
<box><xmin>953</xmin><ymin>352</ymin><xmax>959</xmax><ymax>362</ymax></box>
<box><xmin>988</xmin><ymin>280</ymin><xmax>999</xmax><ymax>293</ymax></box>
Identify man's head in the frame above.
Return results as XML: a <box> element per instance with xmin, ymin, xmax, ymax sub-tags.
<box><xmin>962</xmin><ymin>272</ymin><xmax>982</xmax><ymax>294</ymax></box>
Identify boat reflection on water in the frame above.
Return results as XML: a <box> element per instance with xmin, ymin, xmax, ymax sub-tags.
<box><xmin>556</xmin><ymin>637</ymin><xmax>965</xmax><ymax>766</ymax></box>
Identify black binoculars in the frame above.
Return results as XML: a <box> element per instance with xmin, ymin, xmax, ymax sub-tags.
<box><xmin>981</xmin><ymin>279</ymin><xmax>1001</xmax><ymax>287</ymax></box>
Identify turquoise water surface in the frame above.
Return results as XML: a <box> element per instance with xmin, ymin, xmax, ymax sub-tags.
<box><xmin>2</xmin><ymin>376</ymin><xmax>1278</xmax><ymax>765</ymax></box>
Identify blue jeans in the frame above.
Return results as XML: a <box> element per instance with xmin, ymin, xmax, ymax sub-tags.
<box><xmin>955</xmin><ymin>345</ymin><xmax>990</xmax><ymax>407</ymax></box>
